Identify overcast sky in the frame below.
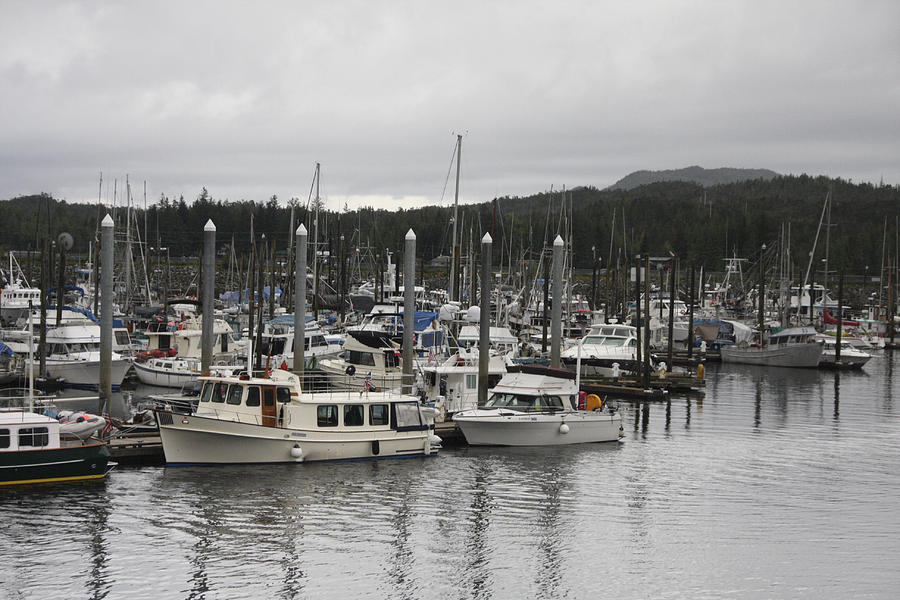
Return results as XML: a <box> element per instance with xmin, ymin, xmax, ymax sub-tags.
<box><xmin>1</xmin><ymin>1</ymin><xmax>898</xmax><ymax>211</ymax></box>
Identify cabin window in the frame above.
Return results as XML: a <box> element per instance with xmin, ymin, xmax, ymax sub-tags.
<box><xmin>317</xmin><ymin>405</ymin><xmax>338</xmax><ymax>427</ymax></box>
<box><xmin>158</xmin><ymin>336</ymin><xmax>171</xmax><ymax>350</ymax></box>
<box><xmin>0</xmin><ymin>428</ymin><xmax>9</xmax><ymax>448</ymax></box>
<box><xmin>211</xmin><ymin>382</ymin><xmax>228</xmax><ymax>403</ymax></box>
<box><xmin>465</xmin><ymin>374</ymin><xmax>477</xmax><ymax>389</ymax></box>
<box><xmin>370</xmin><ymin>404</ymin><xmax>389</xmax><ymax>426</ymax></box>
<box><xmin>200</xmin><ymin>383</ymin><xmax>213</xmax><ymax>404</ymax></box>
<box><xmin>246</xmin><ymin>387</ymin><xmax>261</xmax><ymax>407</ymax></box>
<box><xmin>347</xmin><ymin>350</ymin><xmax>376</xmax><ymax>366</ymax></box>
<box><xmin>226</xmin><ymin>385</ymin><xmax>243</xmax><ymax>405</ymax></box>
<box><xmin>393</xmin><ymin>402</ymin><xmax>423</xmax><ymax>429</ymax></box>
<box><xmin>263</xmin><ymin>388</ymin><xmax>275</xmax><ymax>407</ymax></box>
<box><xmin>312</xmin><ymin>336</ymin><xmax>328</xmax><ymax>348</ymax></box>
<box><xmin>536</xmin><ymin>395</ymin><xmax>564</xmax><ymax>411</ymax></box>
<box><xmin>114</xmin><ymin>331</ymin><xmax>130</xmax><ymax>345</ymax></box>
<box><xmin>344</xmin><ymin>404</ymin><xmax>364</xmax><ymax>426</ymax></box>
<box><xmin>18</xmin><ymin>427</ymin><xmax>50</xmax><ymax>448</ymax></box>
<box><xmin>221</xmin><ymin>334</ymin><xmax>229</xmax><ymax>353</ymax></box>
<box><xmin>163</xmin><ymin>362</ymin><xmax>173</xmax><ymax>369</ymax></box>
<box><xmin>276</xmin><ymin>387</ymin><xmax>291</xmax><ymax>403</ymax></box>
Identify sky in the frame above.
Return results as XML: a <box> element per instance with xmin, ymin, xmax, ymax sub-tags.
<box><xmin>1</xmin><ymin>1</ymin><xmax>898</xmax><ymax>211</ymax></box>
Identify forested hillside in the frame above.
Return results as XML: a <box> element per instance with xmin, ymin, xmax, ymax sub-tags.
<box><xmin>1</xmin><ymin>175</ymin><xmax>896</xmax><ymax>275</ymax></box>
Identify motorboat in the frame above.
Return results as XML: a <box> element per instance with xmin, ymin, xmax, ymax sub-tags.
<box><xmin>816</xmin><ymin>336</ymin><xmax>872</xmax><ymax>370</ymax></box>
<box><xmin>258</xmin><ymin>314</ymin><xmax>343</xmax><ymax>371</ymax></box>
<box><xmin>318</xmin><ymin>330</ymin><xmax>403</xmax><ymax>390</ymax></box>
<box><xmin>561</xmin><ymin>324</ymin><xmax>640</xmax><ymax>376</ymax></box>
<box><xmin>417</xmin><ymin>324</ymin><xmax>517</xmax><ymax>420</ymax></box>
<box><xmin>453</xmin><ymin>365</ymin><xmax>623</xmax><ymax>446</ymax></box>
<box><xmin>155</xmin><ymin>368</ymin><xmax>440</xmax><ymax>464</ymax></box>
<box><xmin>133</xmin><ymin>356</ymin><xmax>204</xmax><ymax>388</ymax></box>
<box><xmin>720</xmin><ymin>326</ymin><xmax>823</xmax><ymax>368</ymax></box>
<box><xmin>0</xmin><ymin>408</ymin><xmax>111</xmax><ymax>486</ymax></box>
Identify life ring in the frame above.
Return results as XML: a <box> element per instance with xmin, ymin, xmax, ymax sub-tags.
<box><xmin>345</xmin><ymin>365</ymin><xmax>356</xmax><ymax>376</ymax></box>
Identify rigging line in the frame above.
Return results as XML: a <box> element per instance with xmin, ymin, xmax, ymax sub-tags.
<box><xmin>438</xmin><ymin>139</ymin><xmax>458</xmax><ymax>206</ymax></box>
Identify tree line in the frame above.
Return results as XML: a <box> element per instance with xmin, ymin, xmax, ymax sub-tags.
<box><xmin>1</xmin><ymin>174</ymin><xmax>897</xmax><ymax>279</ymax></box>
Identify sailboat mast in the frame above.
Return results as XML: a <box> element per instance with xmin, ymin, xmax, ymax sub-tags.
<box><xmin>449</xmin><ymin>134</ymin><xmax>461</xmax><ymax>302</ymax></box>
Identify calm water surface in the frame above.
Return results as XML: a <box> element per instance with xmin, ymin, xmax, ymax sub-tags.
<box><xmin>2</xmin><ymin>353</ymin><xmax>899</xmax><ymax>599</ymax></box>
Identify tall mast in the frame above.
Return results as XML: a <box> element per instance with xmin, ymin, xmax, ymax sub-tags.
<box><xmin>449</xmin><ymin>134</ymin><xmax>462</xmax><ymax>302</ymax></box>
<box><xmin>313</xmin><ymin>162</ymin><xmax>320</xmax><ymax>319</ymax></box>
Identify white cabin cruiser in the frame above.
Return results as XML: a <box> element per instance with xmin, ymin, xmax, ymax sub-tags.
<box><xmin>453</xmin><ymin>365</ymin><xmax>623</xmax><ymax>446</ymax></box>
<box><xmin>155</xmin><ymin>368</ymin><xmax>439</xmax><ymax>464</ymax></box>
<box><xmin>816</xmin><ymin>336</ymin><xmax>871</xmax><ymax>370</ymax></box>
<box><xmin>561</xmin><ymin>324</ymin><xmax>640</xmax><ymax>376</ymax></box>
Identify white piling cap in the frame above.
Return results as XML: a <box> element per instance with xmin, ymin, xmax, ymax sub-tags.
<box><xmin>406</xmin><ymin>228</ymin><xmax>416</xmax><ymax>241</ymax></box>
<box><xmin>204</xmin><ymin>219</ymin><xmax>216</xmax><ymax>232</ymax></box>
<box><xmin>482</xmin><ymin>232</ymin><xmax>492</xmax><ymax>243</ymax></box>
<box><xmin>296</xmin><ymin>223</ymin><xmax>307</xmax><ymax>235</ymax></box>
<box><xmin>554</xmin><ymin>235</ymin><xmax>564</xmax><ymax>246</ymax></box>
<box><xmin>101</xmin><ymin>214</ymin><xmax>113</xmax><ymax>227</ymax></box>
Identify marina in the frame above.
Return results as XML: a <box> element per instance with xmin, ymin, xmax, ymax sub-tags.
<box><xmin>2</xmin><ymin>356</ymin><xmax>899</xmax><ymax>598</ymax></box>
<box><xmin>2</xmin><ymin>3</ymin><xmax>899</xmax><ymax>596</ymax></box>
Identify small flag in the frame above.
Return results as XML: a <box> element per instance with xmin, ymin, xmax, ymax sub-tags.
<box><xmin>364</xmin><ymin>372</ymin><xmax>373</xmax><ymax>392</ymax></box>
<box><xmin>101</xmin><ymin>411</ymin><xmax>113</xmax><ymax>437</ymax></box>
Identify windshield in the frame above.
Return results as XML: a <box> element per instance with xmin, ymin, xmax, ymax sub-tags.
<box><xmin>484</xmin><ymin>393</ymin><xmax>564</xmax><ymax>412</ymax></box>
<box><xmin>583</xmin><ymin>335</ymin><xmax>626</xmax><ymax>346</ymax></box>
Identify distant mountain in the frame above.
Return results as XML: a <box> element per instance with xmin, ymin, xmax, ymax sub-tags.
<box><xmin>608</xmin><ymin>166</ymin><xmax>780</xmax><ymax>190</ymax></box>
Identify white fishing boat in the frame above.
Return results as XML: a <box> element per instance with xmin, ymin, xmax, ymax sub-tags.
<box><xmin>720</xmin><ymin>326</ymin><xmax>824</xmax><ymax>368</ymax></box>
<box><xmin>155</xmin><ymin>368</ymin><xmax>440</xmax><ymax>464</ymax></box>
<box><xmin>258</xmin><ymin>314</ymin><xmax>343</xmax><ymax>371</ymax></box>
<box><xmin>453</xmin><ymin>365</ymin><xmax>623</xmax><ymax>446</ymax></box>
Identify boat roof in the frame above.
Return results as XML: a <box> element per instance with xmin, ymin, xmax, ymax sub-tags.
<box><xmin>491</xmin><ymin>369</ymin><xmax>577</xmax><ymax>396</ymax></box>
<box><xmin>457</xmin><ymin>325</ymin><xmax>517</xmax><ymax>344</ymax></box>
<box><xmin>0</xmin><ymin>410</ymin><xmax>59</xmax><ymax>426</ymax></box>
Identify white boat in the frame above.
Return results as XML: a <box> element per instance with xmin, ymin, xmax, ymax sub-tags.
<box><xmin>30</xmin><ymin>323</ymin><xmax>131</xmax><ymax>390</ymax></box>
<box><xmin>561</xmin><ymin>324</ymin><xmax>640</xmax><ymax>376</ymax></box>
<box><xmin>155</xmin><ymin>368</ymin><xmax>440</xmax><ymax>464</ymax></box>
<box><xmin>318</xmin><ymin>330</ymin><xmax>404</xmax><ymax>390</ymax></box>
<box><xmin>816</xmin><ymin>336</ymin><xmax>872</xmax><ymax>370</ymax></box>
<box><xmin>258</xmin><ymin>314</ymin><xmax>343</xmax><ymax>371</ymax></box>
<box><xmin>0</xmin><ymin>252</ymin><xmax>42</xmax><ymax>326</ymax></box>
<box><xmin>720</xmin><ymin>326</ymin><xmax>824</xmax><ymax>368</ymax></box>
<box><xmin>453</xmin><ymin>365</ymin><xmax>623</xmax><ymax>446</ymax></box>
<box><xmin>133</xmin><ymin>356</ymin><xmax>203</xmax><ymax>388</ymax></box>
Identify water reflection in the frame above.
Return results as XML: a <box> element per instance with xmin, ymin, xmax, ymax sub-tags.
<box><xmin>87</xmin><ymin>492</ymin><xmax>112</xmax><ymax>600</ymax></box>
<box><xmin>833</xmin><ymin>372</ymin><xmax>840</xmax><ymax>421</ymax></box>
<box><xmin>466</xmin><ymin>464</ymin><xmax>493</xmax><ymax>600</ymax></box>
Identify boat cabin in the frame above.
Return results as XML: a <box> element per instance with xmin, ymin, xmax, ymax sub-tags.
<box><xmin>0</xmin><ymin>412</ymin><xmax>61</xmax><ymax>452</ymax></box>
<box><xmin>192</xmin><ymin>369</ymin><xmax>429</xmax><ymax>432</ymax></box>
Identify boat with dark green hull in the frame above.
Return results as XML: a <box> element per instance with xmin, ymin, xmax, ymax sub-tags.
<box><xmin>1</xmin><ymin>411</ymin><xmax>112</xmax><ymax>486</ymax></box>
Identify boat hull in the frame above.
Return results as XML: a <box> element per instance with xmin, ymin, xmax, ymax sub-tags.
<box><xmin>31</xmin><ymin>359</ymin><xmax>131</xmax><ymax>391</ymax></box>
<box><xmin>156</xmin><ymin>411</ymin><xmax>434</xmax><ymax>464</ymax></box>
<box><xmin>0</xmin><ymin>443</ymin><xmax>111</xmax><ymax>486</ymax></box>
<box><xmin>719</xmin><ymin>343</ymin><xmax>823</xmax><ymax>368</ymax></box>
<box><xmin>454</xmin><ymin>410</ymin><xmax>623</xmax><ymax>446</ymax></box>
<box><xmin>133</xmin><ymin>361</ymin><xmax>198</xmax><ymax>388</ymax></box>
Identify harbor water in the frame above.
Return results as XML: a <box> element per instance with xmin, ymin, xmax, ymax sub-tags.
<box><xmin>2</xmin><ymin>353</ymin><xmax>899</xmax><ymax>599</ymax></box>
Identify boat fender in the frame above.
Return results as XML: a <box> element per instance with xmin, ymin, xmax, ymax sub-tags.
<box><xmin>371</xmin><ymin>440</ymin><xmax>380</xmax><ymax>455</ymax></box>
<box><xmin>697</xmin><ymin>364</ymin><xmax>705</xmax><ymax>379</ymax></box>
<box><xmin>345</xmin><ymin>365</ymin><xmax>356</xmax><ymax>376</ymax></box>
<box><xmin>290</xmin><ymin>444</ymin><xmax>303</xmax><ymax>460</ymax></box>
<box><xmin>559</xmin><ymin>422</ymin><xmax>570</xmax><ymax>434</ymax></box>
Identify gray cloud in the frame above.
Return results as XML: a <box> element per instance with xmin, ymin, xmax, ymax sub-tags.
<box><xmin>1</xmin><ymin>1</ymin><xmax>898</xmax><ymax>210</ymax></box>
